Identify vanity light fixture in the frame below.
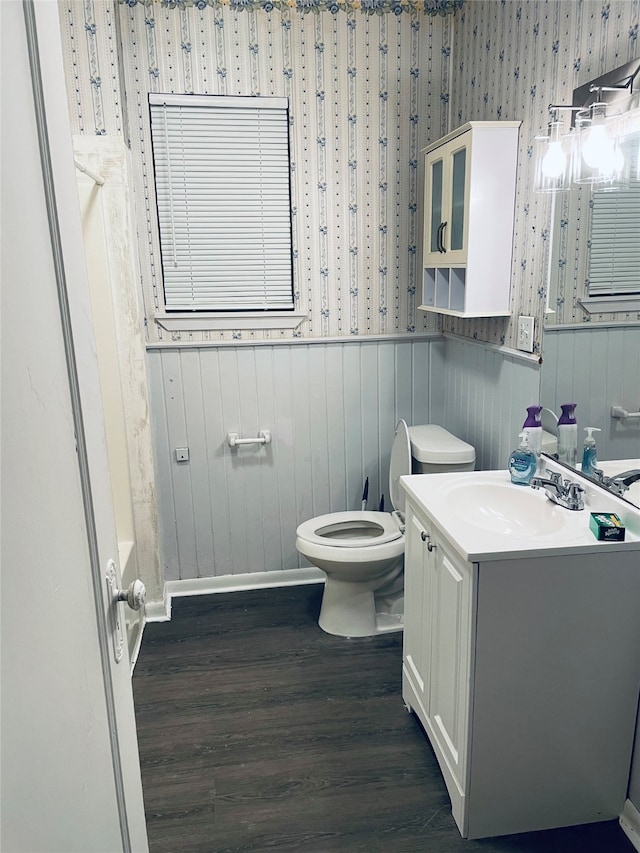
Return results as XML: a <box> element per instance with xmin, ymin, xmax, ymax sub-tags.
<box><xmin>532</xmin><ymin>113</ymin><xmax>574</xmax><ymax>193</ymax></box>
<box><xmin>533</xmin><ymin>58</ymin><xmax>640</xmax><ymax>194</ymax></box>
<box><xmin>573</xmin><ymin>101</ymin><xmax>628</xmax><ymax>189</ymax></box>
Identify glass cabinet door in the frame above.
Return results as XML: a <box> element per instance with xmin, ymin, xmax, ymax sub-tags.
<box><xmin>449</xmin><ymin>146</ymin><xmax>466</xmax><ymax>252</ymax></box>
<box><xmin>429</xmin><ymin>156</ymin><xmax>444</xmax><ymax>255</ymax></box>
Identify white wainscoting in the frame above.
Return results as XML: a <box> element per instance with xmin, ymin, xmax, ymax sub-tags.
<box><xmin>146</xmin><ymin>333</ymin><xmax>542</xmax><ymax>586</ymax></box>
<box><xmin>440</xmin><ymin>334</ymin><xmax>542</xmax><ymax>472</ymax></box>
<box><xmin>147</xmin><ymin>336</ymin><xmax>443</xmax><ymax>582</ymax></box>
<box><xmin>541</xmin><ymin>324</ymin><xmax>640</xmax><ymax>464</ymax></box>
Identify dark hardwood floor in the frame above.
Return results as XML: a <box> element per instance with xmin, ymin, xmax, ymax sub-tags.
<box><xmin>133</xmin><ymin>584</ymin><xmax>634</xmax><ymax>853</ymax></box>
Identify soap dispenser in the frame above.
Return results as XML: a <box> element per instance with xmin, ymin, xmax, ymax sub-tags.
<box><xmin>557</xmin><ymin>403</ymin><xmax>578</xmax><ymax>466</ymax></box>
<box><xmin>522</xmin><ymin>405</ymin><xmax>543</xmax><ymax>467</ymax></box>
<box><xmin>509</xmin><ymin>432</ymin><xmax>537</xmax><ymax>485</ymax></box>
<box><xmin>581</xmin><ymin>427</ymin><xmax>601</xmax><ymax>477</ymax></box>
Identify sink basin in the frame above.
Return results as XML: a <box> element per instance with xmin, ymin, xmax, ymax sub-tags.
<box><xmin>442</xmin><ymin>479</ymin><xmax>569</xmax><ymax>536</ymax></box>
<box><xmin>400</xmin><ymin>465</ymin><xmax>640</xmax><ymax>562</ymax></box>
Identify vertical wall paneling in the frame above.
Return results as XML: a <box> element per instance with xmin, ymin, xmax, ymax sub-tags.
<box><xmin>377</xmin><ymin>342</ymin><xmax>397</xmax><ymax>511</ymax></box>
<box><xmin>161</xmin><ymin>349</ymin><xmax>199</xmax><ymax>577</ymax></box>
<box><xmin>147</xmin><ymin>337</ymin><xmax>440</xmax><ymax>581</ymax></box>
<box><xmin>181</xmin><ymin>350</ymin><xmax>215</xmax><ymax>578</ymax></box>
<box><xmin>540</xmin><ymin>326</ymin><xmax>640</xmax><ymax>464</ymax></box>
<box><xmin>324</xmin><ymin>344</ymin><xmax>348</xmax><ymax>515</ymax></box>
<box><xmin>201</xmin><ymin>349</ymin><xmax>235</xmax><ymax>576</ymax></box>
<box><xmin>442</xmin><ymin>336</ymin><xmax>542</xmax><ymax>472</ymax></box>
<box><xmin>426</xmin><ymin>337</ymin><xmax>446</xmax><ymax>423</ymax></box>
<box><xmin>270</xmin><ymin>346</ymin><xmax>299</xmax><ymax>569</ymax></box>
<box><xmin>360</xmin><ymin>342</ymin><xmax>382</xmax><ymax>509</ymax></box>
<box><xmin>145</xmin><ymin>349</ymin><xmax>179</xmax><ymax>580</ymax></box>
<box><xmin>342</xmin><ymin>343</ymin><xmax>365</xmax><ymax>512</ymax></box>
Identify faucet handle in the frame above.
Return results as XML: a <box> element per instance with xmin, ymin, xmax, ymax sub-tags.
<box><xmin>545</xmin><ymin>469</ymin><xmax>563</xmax><ymax>486</ymax></box>
<box><xmin>566</xmin><ymin>481</ymin><xmax>585</xmax><ymax>510</ymax></box>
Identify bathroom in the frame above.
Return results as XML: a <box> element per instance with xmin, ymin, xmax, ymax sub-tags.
<box><xmin>3</xmin><ymin>0</ymin><xmax>640</xmax><ymax>850</ymax></box>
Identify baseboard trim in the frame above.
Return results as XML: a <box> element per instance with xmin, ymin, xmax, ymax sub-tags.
<box><xmin>620</xmin><ymin>799</ymin><xmax>640</xmax><ymax>851</ymax></box>
<box><xmin>144</xmin><ymin>568</ymin><xmax>326</xmax><ymax>623</ymax></box>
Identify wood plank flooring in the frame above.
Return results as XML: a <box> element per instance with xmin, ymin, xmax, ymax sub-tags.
<box><xmin>133</xmin><ymin>584</ymin><xmax>634</xmax><ymax>852</ymax></box>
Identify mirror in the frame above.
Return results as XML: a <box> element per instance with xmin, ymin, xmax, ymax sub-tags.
<box><xmin>540</xmin><ymin>60</ymin><xmax>640</xmax><ymax>508</ymax></box>
<box><xmin>539</xmin><ymin>453</ymin><xmax>640</xmax><ymax>509</ymax></box>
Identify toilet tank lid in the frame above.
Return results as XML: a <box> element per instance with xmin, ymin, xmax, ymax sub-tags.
<box><xmin>408</xmin><ymin>424</ymin><xmax>476</xmax><ymax>464</ymax></box>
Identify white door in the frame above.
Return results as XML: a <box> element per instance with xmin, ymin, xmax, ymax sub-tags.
<box><xmin>1</xmin><ymin>2</ymin><xmax>148</xmax><ymax>850</ymax></box>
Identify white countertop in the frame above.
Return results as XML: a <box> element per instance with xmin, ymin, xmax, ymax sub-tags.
<box><xmin>400</xmin><ymin>464</ymin><xmax>640</xmax><ymax>563</ymax></box>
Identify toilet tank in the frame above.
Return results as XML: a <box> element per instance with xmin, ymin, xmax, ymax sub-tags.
<box><xmin>408</xmin><ymin>424</ymin><xmax>476</xmax><ymax>474</ymax></box>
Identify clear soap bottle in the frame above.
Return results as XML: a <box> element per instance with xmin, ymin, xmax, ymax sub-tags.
<box><xmin>581</xmin><ymin>427</ymin><xmax>601</xmax><ymax>478</ymax></box>
<box><xmin>509</xmin><ymin>432</ymin><xmax>537</xmax><ymax>485</ymax></box>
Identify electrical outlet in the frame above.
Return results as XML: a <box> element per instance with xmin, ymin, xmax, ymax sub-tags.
<box><xmin>517</xmin><ymin>315</ymin><xmax>535</xmax><ymax>353</ymax></box>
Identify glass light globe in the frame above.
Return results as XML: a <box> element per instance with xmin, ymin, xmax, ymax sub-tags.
<box><xmin>541</xmin><ymin>139</ymin><xmax>566</xmax><ymax>178</ymax></box>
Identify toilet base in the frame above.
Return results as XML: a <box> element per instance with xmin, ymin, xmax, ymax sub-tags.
<box><xmin>318</xmin><ymin>568</ymin><xmax>404</xmax><ymax>638</ymax></box>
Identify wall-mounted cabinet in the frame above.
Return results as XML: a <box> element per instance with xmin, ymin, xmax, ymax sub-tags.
<box><xmin>420</xmin><ymin>121</ymin><xmax>521</xmax><ymax>318</ymax></box>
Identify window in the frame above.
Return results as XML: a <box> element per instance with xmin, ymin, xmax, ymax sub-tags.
<box><xmin>149</xmin><ymin>94</ymin><xmax>297</xmax><ymax>323</ymax></box>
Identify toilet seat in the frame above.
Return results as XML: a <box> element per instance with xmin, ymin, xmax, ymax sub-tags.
<box><xmin>296</xmin><ymin>510</ymin><xmax>403</xmax><ymax>549</ymax></box>
<box><xmin>296</xmin><ymin>420</ymin><xmax>412</xmax><ymax>550</ymax></box>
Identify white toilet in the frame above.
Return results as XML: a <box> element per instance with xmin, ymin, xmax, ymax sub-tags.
<box><xmin>295</xmin><ymin>421</ymin><xmax>476</xmax><ymax>638</ymax></box>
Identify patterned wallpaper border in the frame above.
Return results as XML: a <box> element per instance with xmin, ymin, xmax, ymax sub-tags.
<box><xmin>116</xmin><ymin>0</ymin><xmax>463</xmax><ymax>16</ymax></box>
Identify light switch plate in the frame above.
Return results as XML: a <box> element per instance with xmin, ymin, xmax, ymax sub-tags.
<box><xmin>517</xmin><ymin>315</ymin><xmax>535</xmax><ymax>353</ymax></box>
<box><xmin>175</xmin><ymin>447</ymin><xmax>190</xmax><ymax>462</ymax></box>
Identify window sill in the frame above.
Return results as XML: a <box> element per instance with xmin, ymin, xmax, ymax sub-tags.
<box><xmin>155</xmin><ymin>312</ymin><xmax>307</xmax><ymax>332</ymax></box>
<box><xmin>579</xmin><ymin>296</ymin><xmax>640</xmax><ymax>314</ymax></box>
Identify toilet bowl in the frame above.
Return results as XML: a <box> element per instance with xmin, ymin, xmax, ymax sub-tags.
<box><xmin>295</xmin><ymin>421</ymin><xmax>475</xmax><ymax>638</ymax></box>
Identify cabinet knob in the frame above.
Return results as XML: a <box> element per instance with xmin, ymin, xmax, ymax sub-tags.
<box><xmin>421</xmin><ymin>530</ymin><xmax>428</xmax><ymax>542</ymax></box>
<box><xmin>427</xmin><ymin>541</ymin><xmax>437</xmax><ymax>552</ymax></box>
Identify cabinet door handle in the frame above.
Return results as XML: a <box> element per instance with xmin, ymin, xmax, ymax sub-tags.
<box><xmin>421</xmin><ymin>530</ymin><xmax>428</xmax><ymax>542</ymax></box>
<box><xmin>439</xmin><ymin>221</ymin><xmax>447</xmax><ymax>253</ymax></box>
<box><xmin>427</xmin><ymin>541</ymin><xmax>437</xmax><ymax>552</ymax></box>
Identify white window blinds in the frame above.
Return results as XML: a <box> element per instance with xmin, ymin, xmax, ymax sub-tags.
<box><xmin>149</xmin><ymin>94</ymin><xmax>294</xmax><ymax>312</ymax></box>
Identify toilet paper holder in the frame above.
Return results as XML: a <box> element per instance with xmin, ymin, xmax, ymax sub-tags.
<box><xmin>227</xmin><ymin>430</ymin><xmax>271</xmax><ymax>447</ymax></box>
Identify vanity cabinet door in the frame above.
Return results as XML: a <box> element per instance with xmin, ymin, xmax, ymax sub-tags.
<box><xmin>427</xmin><ymin>534</ymin><xmax>473</xmax><ymax>794</ymax></box>
<box><xmin>402</xmin><ymin>512</ymin><xmax>431</xmax><ymax>712</ymax></box>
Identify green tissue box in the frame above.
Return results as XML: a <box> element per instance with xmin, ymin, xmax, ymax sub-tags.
<box><xmin>589</xmin><ymin>512</ymin><xmax>626</xmax><ymax>542</ymax></box>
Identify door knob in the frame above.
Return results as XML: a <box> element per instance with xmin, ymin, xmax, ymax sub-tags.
<box><xmin>116</xmin><ymin>579</ymin><xmax>146</xmax><ymax>611</ymax></box>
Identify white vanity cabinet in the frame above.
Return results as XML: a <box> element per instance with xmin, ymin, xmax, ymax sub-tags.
<box><xmin>402</xmin><ymin>492</ymin><xmax>640</xmax><ymax>840</ymax></box>
<box><xmin>420</xmin><ymin>121</ymin><xmax>520</xmax><ymax>317</ymax></box>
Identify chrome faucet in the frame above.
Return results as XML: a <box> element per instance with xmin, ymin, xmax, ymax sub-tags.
<box><xmin>593</xmin><ymin>468</ymin><xmax>640</xmax><ymax>498</ymax></box>
<box><xmin>530</xmin><ymin>469</ymin><xmax>585</xmax><ymax>511</ymax></box>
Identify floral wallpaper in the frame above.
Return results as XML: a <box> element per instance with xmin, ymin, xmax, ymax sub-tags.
<box><xmin>58</xmin><ymin>0</ymin><xmax>640</xmax><ymax>348</ymax></box>
<box><xmin>59</xmin><ymin>0</ymin><xmax>455</xmax><ymax>342</ymax></box>
<box><xmin>448</xmin><ymin>0</ymin><xmax>640</xmax><ymax>350</ymax></box>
